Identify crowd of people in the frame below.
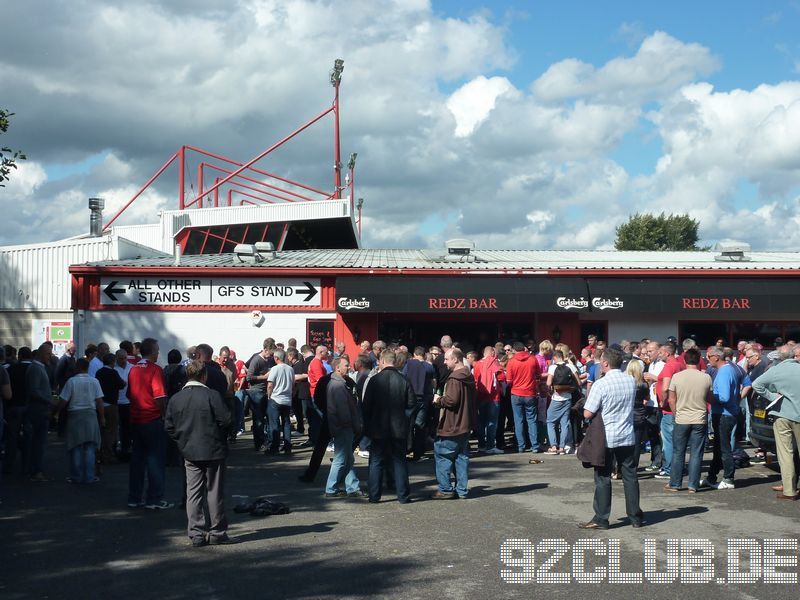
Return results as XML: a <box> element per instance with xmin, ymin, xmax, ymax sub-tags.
<box><xmin>2</xmin><ymin>330</ymin><xmax>799</xmax><ymax>541</ymax></box>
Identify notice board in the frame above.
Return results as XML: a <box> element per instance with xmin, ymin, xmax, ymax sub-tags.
<box><xmin>307</xmin><ymin>319</ymin><xmax>334</xmax><ymax>349</ymax></box>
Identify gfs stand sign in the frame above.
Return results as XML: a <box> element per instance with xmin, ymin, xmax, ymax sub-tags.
<box><xmin>338</xmin><ymin>297</ymin><xmax>371</xmax><ymax>311</ymax></box>
<box><xmin>556</xmin><ymin>297</ymin><xmax>589</xmax><ymax>310</ymax></box>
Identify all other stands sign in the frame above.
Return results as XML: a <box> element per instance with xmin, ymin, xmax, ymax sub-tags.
<box><xmin>100</xmin><ymin>278</ymin><xmax>320</xmax><ymax>307</ymax></box>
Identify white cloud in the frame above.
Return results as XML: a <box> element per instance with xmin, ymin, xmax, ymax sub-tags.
<box><xmin>532</xmin><ymin>31</ymin><xmax>719</xmax><ymax>104</ymax></box>
<box><xmin>1</xmin><ymin>4</ymin><xmax>799</xmax><ymax>254</ymax></box>
<box><xmin>446</xmin><ymin>76</ymin><xmax>515</xmax><ymax>137</ymax></box>
<box><xmin>2</xmin><ymin>161</ymin><xmax>47</xmax><ymax>197</ymax></box>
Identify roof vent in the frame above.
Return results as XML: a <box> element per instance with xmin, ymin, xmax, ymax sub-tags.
<box><xmin>255</xmin><ymin>241</ymin><xmax>276</xmax><ymax>260</ymax></box>
<box><xmin>234</xmin><ymin>244</ymin><xmax>260</xmax><ymax>264</ymax></box>
<box><xmin>88</xmin><ymin>197</ymin><xmax>105</xmax><ymax>237</ymax></box>
<box><xmin>445</xmin><ymin>238</ymin><xmax>475</xmax><ymax>256</ymax></box>
<box><xmin>714</xmin><ymin>242</ymin><xmax>751</xmax><ymax>262</ymax></box>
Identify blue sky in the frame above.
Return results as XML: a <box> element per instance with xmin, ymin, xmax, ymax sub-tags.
<box><xmin>3</xmin><ymin>0</ymin><xmax>800</xmax><ymax>250</ymax></box>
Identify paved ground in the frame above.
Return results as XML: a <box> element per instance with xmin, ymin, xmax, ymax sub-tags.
<box><xmin>2</xmin><ymin>430</ymin><xmax>799</xmax><ymax>600</ymax></box>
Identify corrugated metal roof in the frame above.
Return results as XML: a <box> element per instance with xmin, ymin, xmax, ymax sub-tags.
<box><xmin>82</xmin><ymin>248</ymin><xmax>800</xmax><ymax>271</ymax></box>
<box><xmin>0</xmin><ymin>235</ymin><xmax>167</xmax><ymax>311</ymax></box>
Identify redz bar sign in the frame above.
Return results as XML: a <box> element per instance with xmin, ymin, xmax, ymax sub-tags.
<box><xmin>681</xmin><ymin>297</ymin><xmax>751</xmax><ymax>310</ymax></box>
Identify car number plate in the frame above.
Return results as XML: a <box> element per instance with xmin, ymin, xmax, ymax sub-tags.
<box><xmin>754</xmin><ymin>409</ymin><xmax>766</xmax><ymax>419</ymax></box>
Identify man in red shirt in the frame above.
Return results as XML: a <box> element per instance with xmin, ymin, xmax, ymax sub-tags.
<box><xmin>505</xmin><ymin>341</ymin><xmax>542</xmax><ymax>454</ymax></box>
<box><xmin>126</xmin><ymin>338</ymin><xmax>172</xmax><ymax>510</ymax></box>
<box><xmin>655</xmin><ymin>341</ymin><xmax>684</xmax><ymax>480</ymax></box>
<box><xmin>474</xmin><ymin>346</ymin><xmax>505</xmax><ymax>454</ymax></box>
<box><xmin>308</xmin><ymin>345</ymin><xmax>329</xmax><ymax>400</ymax></box>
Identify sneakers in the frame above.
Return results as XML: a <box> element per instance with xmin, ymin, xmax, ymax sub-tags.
<box><xmin>654</xmin><ymin>471</ymin><xmax>671</xmax><ymax>479</ymax></box>
<box><xmin>358</xmin><ymin>450</ymin><xmax>370</xmax><ymax>458</ymax></box>
<box><xmin>145</xmin><ymin>500</ymin><xmax>175</xmax><ymax>510</ymax></box>
<box><xmin>644</xmin><ymin>465</ymin><xmax>660</xmax><ymax>472</ymax></box>
<box><xmin>347</xmin><ymin>490</ymin><xmax>368</xmax><ymax>498</ymax></box>
<box><xmin>563</xmin><ymin>445</ymin><xmax>572</xmax><ymax>454</ymax></box>
<box><xmin>485</xmin><ymin>448</ymin><xmax>504</xmax><ymax>455</ymax></box>
<box><xmin>326</xmin><ymin>443</ymin><xmax>335</xmax><ymax>453</ymax></box>
<box><xmin>191</xmin><ymin>536</ymin><xmax>208</xmax><ymax>548</ymax></box>
<box><xmin>208</xmin><ymin>533</ymin><xmax>235</xmax><ymax>545</ymax></box>
<box><xmin>700</xmin><ymin>478</ymin><xmax>718</xmax><ymax>489</ymax></box>
<box><xmin>431</xmin><ymin>491</ymin><xmax>456</xmax><ymax>500</ymax></box>
<box><xmin>325</xmin><ymin>491</ymin><xmax>347</xmax><ymax>499</ymax></box>
<box><xmin>716</xmin><ymin>480</ymin><xmax>735</xmax><ymax>490</ymax></box>
<box><xmin>127</xmin><ymin>501</ymin><xmax>145</xmax><ymax>508</ymax></box>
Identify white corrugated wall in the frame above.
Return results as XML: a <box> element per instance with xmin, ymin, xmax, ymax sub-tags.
<box><xmin>0</xmin><ymin>235</ymin><xmax>166</xmax><ymax>311</ymax></box>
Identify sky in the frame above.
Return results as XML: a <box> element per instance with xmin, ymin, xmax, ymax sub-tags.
<box><xmin>2</xmin><ymin>0</ymin><xmax>800</xmax><ymax>251</ymax></box>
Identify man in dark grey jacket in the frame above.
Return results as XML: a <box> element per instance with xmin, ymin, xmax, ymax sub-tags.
<box><xmin>165</xmin><ymin>361</ymin><xmax>232</xmax><ymax>547</ymax></box>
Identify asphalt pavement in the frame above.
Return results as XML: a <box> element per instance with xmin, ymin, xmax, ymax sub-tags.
<box><xmin>2</xmin><ymin>430</ymin><xmax>799</xmax><ymax>600</ymax></box>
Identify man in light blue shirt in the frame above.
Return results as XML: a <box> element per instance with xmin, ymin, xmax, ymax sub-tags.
<box><xmin>702</xmin><ymin>348</ymin><xmax>740</xmax><ymax>490</ymax></box>
<box><xmin>580</xmin><ymin>347</ymin><xmax>644</xmax><ymax>530</ymax></box>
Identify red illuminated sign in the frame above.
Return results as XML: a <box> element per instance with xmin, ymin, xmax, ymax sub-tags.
<box><xmin>681</xmin><ymin>297</ymin><xmax>751</xmax><ymax>310</ymax></box>
<box><xmin>428</xmin><ymin>297</ymin><xmax>498</xmax><ymax>310</ymax></box>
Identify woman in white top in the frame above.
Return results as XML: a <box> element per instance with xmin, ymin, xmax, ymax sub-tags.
<box><xmin>55</xmin><ymin>357</ymin><xmax>105</xmax><ymax>484</ymax></box>
<box><xmin>545</xmin><ymin>349</ymin><xmax>581</xmax><ymax>455</ymax></box>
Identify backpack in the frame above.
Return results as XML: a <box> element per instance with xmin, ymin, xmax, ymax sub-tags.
<box><xmin>552</xmin><ymin>363</ymin><xmax>574</xmax><ymax>387</ymax></box>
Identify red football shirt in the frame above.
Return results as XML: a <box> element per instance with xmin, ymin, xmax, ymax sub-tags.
<box><xmin>308</xmin><ymin>357</ymin><xmax>326</xmax><ymax>398</ymax></box>
<box><xmin>127</xmin><ymin>359</ymin><xmax>167</xmax><ymax>424</ymax></box>
<box><xmin>656</xmin><ymin>357</ymin><xmax>684</xmax><ymax>414</ymax></box>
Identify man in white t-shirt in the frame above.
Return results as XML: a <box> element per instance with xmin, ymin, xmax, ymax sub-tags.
<box><xmin>641</xmin><ymin>341</ymin><xmax>665</xmax><ymax>472</ymax></box>
<box><xmin>267</xmin><ymin>349</ymin><xmax>295</xmax><ymax>454</ymax></box>
<box><xmin>114</xmin><ymin>349</ymin><xmax>134</xmax><ymax>460</ymax></box>
<box><xmin>545</xmin><ymin>350</ymin><xmax>581</xmax><ymax>454</ymax></box>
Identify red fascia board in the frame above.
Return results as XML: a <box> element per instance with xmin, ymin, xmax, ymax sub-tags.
<box><xmin>93</xmin><ymin>305</ymin><xmax>336</xmax><ymax>313</ymax></box>
<box><xmin>68</xmin><ymin>265</ymin><xmax>800</xmax><ymax>277</ymax></box>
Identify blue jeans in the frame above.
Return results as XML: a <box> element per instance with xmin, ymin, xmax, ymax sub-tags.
<box><xmin>546</xmin><ymin>400</ymin><xmax>572</xmax><ymax>449</ymax></box>
<box><xmin>368</xmin><ymin>438</ymin><xmax>410</xmax><ymax>502</ymax></box>
<box><xmin>708</xmin><ymin>414</ymin><xmax>737</xmax><ymax>483</ymax></box>
<box><xmin>248</xmin><ymin>389</ymin><xmax>267</xmax><ymax>449</ymax></box>
<box><xmin>69</xmin><ymin>442</ymin><xmax>97</xmax><ymax>483</ymax></box>
<box><xmin>669</xmin><ymin>423</ymin><xmax>707</xmax><ymax>490</ymax></box>
<box><xmin>477</xmin><ymin>402</ymin><xmax>500</xmax><ymax>450</ymax></box>
<box><xmin>510</xmin><ymin>395</ymin><xmax>539</xmax><ymax>452</ymax></box>
<box><xmin>234</xmin><ymin>390</ymin><xmax>248</xmax><ymax>433</ymax></box>
<box><xmin>434</xmin><ymin>433</ymin><xmax>470</xmax><ymax>497</ymax></box>
<box><xmin>325</xmin><ymin>428</ymin><xmax>360</xmax><ymax>494</ymax></box>
<box><xmin>23</xmin><ymin>410</ymin><xmax>50</xmax><ymax>477</ymax></box>
<box><xmin>660</xmin><ymin>413</ymin><xmax>674</xmax><ymax>475</ymax></box>
<box><xmin>267</xmin><ymin>399</ymin><xmax>292</xmax><ymax>451</ymax></box>
<box><xmin>128</xmin><ymin>419</ymin><xmax>166</xmax><ymax>505</ymax></box>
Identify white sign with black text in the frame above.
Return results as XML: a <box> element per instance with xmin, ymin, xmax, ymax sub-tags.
<box><xmin>100</xmin><ymin>278</ymin><xmax>320</xmax><ymax>307</ymax></box>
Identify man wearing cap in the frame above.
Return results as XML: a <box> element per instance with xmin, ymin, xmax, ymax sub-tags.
<box><xmin>752</xmin><ymin>347</ymin><xmax>800</xmax><ymax>499</ymax></box>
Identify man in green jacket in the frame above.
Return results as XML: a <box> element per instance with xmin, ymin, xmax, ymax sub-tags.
<box><xmin>752</xmin><ymin>350</ymin><xmax>800</xmax><ymax>500</ymax></box>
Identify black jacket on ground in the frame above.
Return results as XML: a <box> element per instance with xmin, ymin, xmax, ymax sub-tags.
<box><xmin>165</xmin><ymin>382</ymin><xmax>232</xmax><ymax>462</ymax></box>
<box><xmin>363</xmin><ymin>367</ymin><xmax>416</xmax><ymax>440</ymax></box>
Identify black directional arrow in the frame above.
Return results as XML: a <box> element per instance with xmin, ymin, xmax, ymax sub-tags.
<box><xmin>103</xmin><ymin>281</ymin><xmax>126</xmax><ymax>302</ymax></box>
<box><xmin>295</xmin><ymin>281</ymin><xmax>318</xmax><ymax>303</ymax></box>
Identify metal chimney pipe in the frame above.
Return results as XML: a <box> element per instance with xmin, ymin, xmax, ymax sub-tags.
<box><xmin>89</xmin><ymin>197</ymin><xmax>105</xmax><ymax>237</ymax></box>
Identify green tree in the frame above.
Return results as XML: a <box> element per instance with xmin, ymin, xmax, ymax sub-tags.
<box><xmin>1</xmin><ymin>109</ymin><xmax>26</xmax><ymax>187</ymax></box>
<box><xmin>614</xmin><ymin>212</ymin><xmax>702</xmax><ymax>251</ymax></box>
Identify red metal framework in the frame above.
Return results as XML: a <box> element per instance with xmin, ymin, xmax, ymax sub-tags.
<box><xmin>103</xmin><ymin>60</ymin><xmax>363</xmax><ymax>247</ymax></box>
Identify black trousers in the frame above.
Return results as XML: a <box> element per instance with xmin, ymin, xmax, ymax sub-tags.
<box><xmin>302</xmin><ymin>418</ymin><xmax>331</xmax><ymax>480</ymax></box>
<box><xmin>591</xmin><ymin>446</ymin><xmax>643</xmax><ymax>527</ymax></box>
<box><xmin>118</xmin><ymin>404</ymin><xmax>132</xmax><ymax>458</ymax></box>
